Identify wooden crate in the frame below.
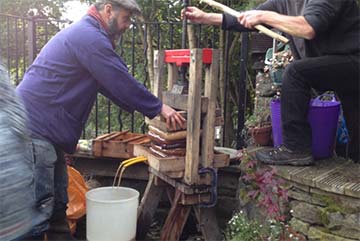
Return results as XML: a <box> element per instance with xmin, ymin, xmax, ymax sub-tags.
<box><xmin>92</xmin><ymin>130</ymin><xmax>150</xmax><ymax>159</ymax></box>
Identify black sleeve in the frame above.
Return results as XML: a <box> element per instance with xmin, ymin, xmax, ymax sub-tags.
<box><xmin>221</xmin><ymin>13</ymin><xmax>252</xmax><ymax>32</ymax></box>
<box><xmin>303</xmin><ymin>0</ymin><xmax>343</xmax><ymax>35</ymax></box>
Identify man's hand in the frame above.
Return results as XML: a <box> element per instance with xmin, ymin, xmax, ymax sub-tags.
<box><xmin>237</xmin><ymin>10</ymin><xmax>267</xmax><ymax>29</ymax></box>
<box><xmin>160</xmin><ymin>104</ymin><xmax>186</xmax><ymax>130</ymax></box>
<box><xmin>238</xmin><ymin>10</ymin><xmax>315</xmax><ymax>39</ymax></box>
<box><xmin>181</xmin><ymin>6</ymin><xmax>206</xmax><ymax>23</ymax></box>
<box><xmin>181</xmin><ymin>6</ymin><xmax>223</xmax><ymax>26</ymax></box>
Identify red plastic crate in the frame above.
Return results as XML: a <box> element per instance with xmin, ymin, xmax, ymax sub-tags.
<box><xmin>164</xmin><ymin>48</ymin><xmax>213</xmax><ymax>66</ymax></box>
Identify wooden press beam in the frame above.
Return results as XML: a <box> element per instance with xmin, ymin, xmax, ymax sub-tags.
<box><xmin>162</xmin><ymin>91</ymin><xmax>209</xmax><ymax>113</ymax></box>
<box><xmin>201</xmin><ymin>49</ymin><xmax>220</xmax><ymax>168</ymax></box>
<box><xmin>184</xmin><ymin>49</ymin><xmax>203</xmax><ymax>185</ymax></box>
<box><xmin>200</xmin><ymin>0</ymin><xmax>289</xmax><ymax>44</ymax></box>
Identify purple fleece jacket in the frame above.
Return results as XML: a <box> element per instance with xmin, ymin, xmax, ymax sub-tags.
<box><xmin>16</xmin><ymin>15</ymin><xmax>162</xmax><ymax>153</ymax></box>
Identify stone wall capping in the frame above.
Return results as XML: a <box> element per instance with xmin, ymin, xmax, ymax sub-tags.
<box><xmin>252</xmin><ymin>148</ymin><xmax>360</xmax><ymax>198</ymax></box>
<box><xmin>345</xmin><ymin>183</ymin><xmax>360</xmax><ymax>198</ymax></box>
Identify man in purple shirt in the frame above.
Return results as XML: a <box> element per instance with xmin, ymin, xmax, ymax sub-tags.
<box><xmin>17</xmin><ymin>0</ymin><xmax>185</xmax><ymax>239</ymax></box>
<box><xmin>183</xmin><ymin>0</ymin><xmax>359</xmax><ymax>165</ymax></box>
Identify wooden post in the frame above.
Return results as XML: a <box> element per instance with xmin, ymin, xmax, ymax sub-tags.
<box><xmin>153</xmin><ymin>50</ymin><xmax>165</xmax><ymax>99</ymax></box>
<box><xmin>160</xmin><ymin>190</ymin><xmax>191</xmax><ymax>241</ymax></box>
<box><xmin>201</xmin><ymin>49</ymin><xmax>220</xmax><ymax>168</ymax></box>
<box><xmin>137</xmin><ymin>173</ymin><xmax>165</xmax><ymax>240</ymax></box>
<box><xmin>184</xmin><ymin>49</ymin><xmax>203</xmax><ymax>184</ymax></box>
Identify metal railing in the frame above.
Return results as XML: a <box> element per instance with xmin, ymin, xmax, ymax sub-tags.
<box><xmin>0</xmin><ymin>13</ymin><xmax>248</xmax><ymax>148</ymax></box>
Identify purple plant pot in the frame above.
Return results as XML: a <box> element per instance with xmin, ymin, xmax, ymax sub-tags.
<box><xmin>270</xmin><ymin>96</ymin><xmax>340</xmax><ymax>159</ymax></box>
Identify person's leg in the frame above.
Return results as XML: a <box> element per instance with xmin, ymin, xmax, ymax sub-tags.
<box><xmin>47</xmin><ymin>148</ymin><xmax>76</xmax><ymax>240</ymax></box>
<box><xmin>257</xmin><ymin>54</ymin><xmax>358</xmax><ymax>165</ymax></box>
<box><xmin>25</xmin><ymin>138</ymin><xmax>57</xmax><ymax>239</ymax></box>
<box><xmin>0</xmin><ymin>132</ymin><xmax>35</xmax><ymax>241</ymax></box>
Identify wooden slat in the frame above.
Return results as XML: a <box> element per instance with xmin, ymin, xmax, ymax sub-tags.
<box><xmin>133</xmin><ymin>145</ymin><xmax>185</xmax><ymax>172</ymax></box>
<box><xmin>137</xmin><ymin>173</ymin><xmax>165</xmax><ymax>240</ymax></box>
<box><xmin>148</xmin><ymin>125</ymin><xmax>187</xmax><ymax>141</ymax></box>
<box><xmin>194</xmin><ymin>207</ymin><xmax>223</xmax><ymax>241</ymax></box>
<box><xmin>153</xmin><ymin>50</ymin><xmax>165</xmax><ymax>99</ymax></box>
<box><xmin>102</xmin><ymin>130</ymin><xmax>129</xmax><ymax>141</ymax></box>
<box><xmin>134</xmin><ymin>145</ymin><xmax>229</xmax><ymax>175</ymax></box>
<box><xmin>163</xmin><ymin>171</ymin><xmax>184</xmax><ymax>179</ymax></box>
<box><xmin>201</xmin><ymin>49</ymin><xmax>219</xmax><ymax>168</ymax></box>
<box><xmin>167</xmin><ymin>63</ymin><xmax>178</xmax><ymax>91</ymax></box>
<box><xmin>180</xmin><ymin>193</ymin><xmax>211</xmax><ymax>205</ymax></box>
<box><xmin>121</xmin><ymin>135</ymin><xmax>145</xmax><ymax>143</ymax></box>
<box><xmin>91</xmin><ymin>140</ymin><xmax>103</xmax><ymax>157</ymax></box>
<box><xmin>150</xmin><ymin>168</ymin><xmax>195</xmax><ymax>195</ymax></box>
<box><xmin>92</xmin><ymin>131</ymin><xmax>150</xmax><ymax>158</ymax></box>
<box><xmin>146</xmin><ymin>116</ymin><xmax>222</xmax><ymax>132</ymax></box>
<box><xmin>148</xmin><ymin>155</ymin><xmax>185</xmax><ymax>172</ymax></box>
<box><xmin>185</xmin><ymin>49</ymin><xmax>203</xmax><ymax>185</ymax></box>
<box><xmin>160</xmin><ymin>190</ymin><xmax>191</xmax><ymax>241</ymax></box>
<box><xmin>94</xmin><ymin>132</ymin><xmax>115</xmax><ymax>140</ymax></box>
<box><xmin>162</xmin><ymin>91</ymin><xmax>209</xmax><ymax>113</ymax></box>
<box><xmin>97</xmin><ymin>142</ymin><xmax>130</xmax><ymax>158</ymax></box>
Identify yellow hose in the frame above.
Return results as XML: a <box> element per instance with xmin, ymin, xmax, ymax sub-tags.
<box><xmin>113</xmin><ymin>156</ymin><xmax>148</xmax><ymax>187</ymax></box>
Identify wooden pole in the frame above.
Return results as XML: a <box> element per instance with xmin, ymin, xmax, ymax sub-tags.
<box><xmin>200</xmin><ymin>0</ymin><xmax>289</xmax><ymax>44</ymax></box>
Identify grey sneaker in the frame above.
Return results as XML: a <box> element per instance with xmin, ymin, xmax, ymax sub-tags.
<box><xmin>256</xmin><ymin>145</ymin><xmax>314</xmax><ymax>166</ymax></box>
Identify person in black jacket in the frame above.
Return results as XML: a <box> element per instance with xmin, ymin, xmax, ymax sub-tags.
<box><xmin>183</xmin><ymin>0</ymin><xmax>359</xmax><ymax>165</ymax></box>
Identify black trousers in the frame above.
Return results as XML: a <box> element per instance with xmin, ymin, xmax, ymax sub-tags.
<box><xmin>281</xmin><ymin>54</ymin><xmax>359</xmax><ymax>159</ymax></box>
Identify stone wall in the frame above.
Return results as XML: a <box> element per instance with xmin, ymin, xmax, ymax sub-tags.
<box><xmin>232</xmin><ymin>165</ymin><xmax>360</xmax><ymax>241</ymax></box>
<box><xmin>286</xmin><ymin>181</ymin><xmax>360</xmax><ymax>241</ymax></box>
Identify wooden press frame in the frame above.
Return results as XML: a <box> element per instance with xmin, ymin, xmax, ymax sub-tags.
<box><xmin>136</xmin><ymin>48</ymin><xmax>225</xmax><ymax>241</ymax></box>
<box><xmin>152</xmin><ymin>48</ymin><xmax>220</xmax><ymax>185</ymax></box>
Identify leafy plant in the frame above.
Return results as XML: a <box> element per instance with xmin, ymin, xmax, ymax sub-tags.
<box><xmin>225</xmin><ymin>150</ymin><xmax>305</xmax><ymax>241</ymax></box>
<box><xmin>226</xmin><ymin>211</ymin><xmax>305</xmax><ymax>241</ymax></box>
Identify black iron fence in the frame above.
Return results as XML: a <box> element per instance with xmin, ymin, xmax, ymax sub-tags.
<box><xmin>0</xmin><ymin>13</ymin><xmax>248</xmax><ymax>148</ymax></box>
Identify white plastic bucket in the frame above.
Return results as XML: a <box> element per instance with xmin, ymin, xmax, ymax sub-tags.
<box><xmin>86</xmin><ymin>186</ymin><xmax>139</xmax><ymax>241</ymax></box>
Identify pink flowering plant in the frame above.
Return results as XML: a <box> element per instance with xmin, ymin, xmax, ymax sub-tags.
<box><xmin>240</xmin><ymin>151</ymin><xmax>288</xmax><ymax>221</ymax></box>
<box><xmin>225</xmin><ymin>150</ymin><xmax>305</xmax><ymax>241</ymax></box>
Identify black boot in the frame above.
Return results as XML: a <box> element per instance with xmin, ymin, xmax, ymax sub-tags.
<box><xmin>256</xmin><ymin>145</ymin><xmax>314</xmax><ymax>166</ymax></box>
<box><xmin>46</xmin><ymin>210</ymin><xmax>77</xmax><ymax>241</ymax></box>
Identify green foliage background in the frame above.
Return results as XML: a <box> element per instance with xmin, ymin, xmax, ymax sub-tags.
<box><xmin>1</xmin><ymin>0</ymin><xmax>259</xmax><ymax>142</ymax></box>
